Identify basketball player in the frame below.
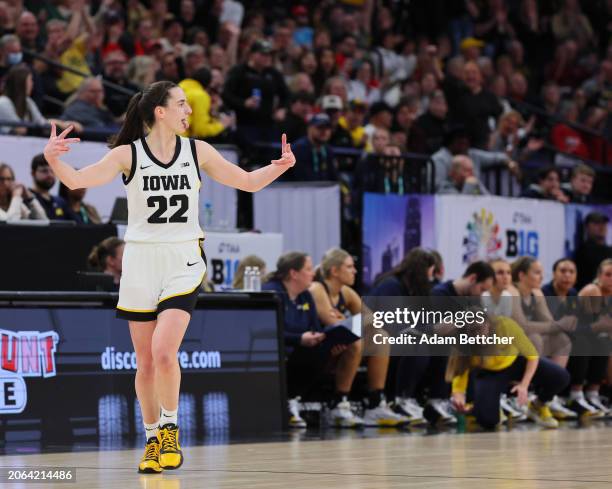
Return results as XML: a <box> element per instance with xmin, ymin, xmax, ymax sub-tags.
<box><xmin>43</xmin><ymin>81</ymin><xmax>296</xmax><ymax>473</ymax></box>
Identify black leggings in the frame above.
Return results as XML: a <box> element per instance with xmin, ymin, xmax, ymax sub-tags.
<box><xmin>566</xmin><ymin>332</ymin><xmax>611</xmax><ymax>387</ymax></box>
<box><xmin>394</xmin><ymin>355</ymin><xmax>450</xmax><ymax>399</ymax></box>
<box><xmin>468</xmin><ymin>357</ymin><xmax>570</xmax><ymax>429</ymax></box>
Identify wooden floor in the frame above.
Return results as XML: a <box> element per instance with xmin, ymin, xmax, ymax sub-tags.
<box><xmin>2</xmin><ymin>427</ymin><xmax>612</xmax><ymax>488</ymax></box>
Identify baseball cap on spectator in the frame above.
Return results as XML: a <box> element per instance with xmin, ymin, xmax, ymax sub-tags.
<box><xmin>460</xmin><ymin>37</ymin><xmax>485</xmax><ymax>51</ymax></box>
<box><xmin>443</xmin><ymin>124</ymin><xmax>471</xmax><ymax>146</ymax></box>
<box><xmin>369</xmin><ymin>101</ymin><xmax>392</xmax><ymax>117</ymax></box>
<box><xmin>309</xmin><ymin>113</ymin><xmax>332</xmax><ymax>128</ymax></box>
<box><xmin>322</xmin><ymin>95</ymin><xmax>343</xmax><ymax>111</ymax></box>
<box><xmin>349</xmin><ymin>99</ymin><xmax>367</xmax><ymax>112</ymax></box>
<box><xmin>250</xmin><ymin>39</ymin><xmax>273</xmax><ymax>54</ymax></box>
<box><xmin>585</xmin><ymin>211</ymin><xmax>610</xmax><ymax>225</ymax></box>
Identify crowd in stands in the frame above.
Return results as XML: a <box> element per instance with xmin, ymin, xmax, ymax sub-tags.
<box><xmin>0</xmin><ymin>0</ymin><xmax>610</xmax><ymax>205</ymax></box>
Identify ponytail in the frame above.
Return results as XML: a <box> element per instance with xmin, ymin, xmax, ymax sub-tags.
<box><xmin>109</xmin><ymin>80</ymin><xmax>177</xmax><ymax>148</ymax></box>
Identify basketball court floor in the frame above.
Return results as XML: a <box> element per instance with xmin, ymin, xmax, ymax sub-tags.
<box><xmin>2</xmin><ymin>424</ymin><xmax>612</xmax><ymax>488</ymax></box>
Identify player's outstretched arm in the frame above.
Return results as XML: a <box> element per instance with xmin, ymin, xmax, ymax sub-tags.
<box><xmin>195</xmin><ymin>133</ymin><xmax>296</xmax><ymax>193</ymax></box>
<box><xmin>43</xmin><ymin>123</ymin><xmax>130</xmax><ymax>189</ymax></box>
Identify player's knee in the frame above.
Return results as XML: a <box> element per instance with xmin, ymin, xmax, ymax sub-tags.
<box><xmin>348</xmin><ymin>339</ymin><xmax>363</xmax><ymax>356</ymax></box>
<box><xmin>152</xmin><ymin>346</ymin><xmax>177</xmax><ymax>369</ymax></box>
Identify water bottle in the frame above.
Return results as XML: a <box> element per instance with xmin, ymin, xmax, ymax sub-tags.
<box><xmin>251</xmin><ymin>266</ymin><xmax>261</xmax><ymax>292</ymax></box>
<box><xmin>204</xmin><ymin>201</ymin><xmax>213</xmax><ymax>228</ymax></box>
<box><xmin>252</xmin><ymin>87</ymin><xmax>261</xmax><ymax>109</ymax></box>
<box><xmin>244</xmin><ymin>266</ymin><xmax>253</xmax><ymax>291</ymax></box>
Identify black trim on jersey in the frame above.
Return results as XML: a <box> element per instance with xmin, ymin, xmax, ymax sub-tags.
<box><xmin>189</xmin><ymin>138</ymin><xmax>202</xmax><ymax>181</ymax></box>
<box><xmin>199</xmin><ymin>238</ymin><xmax>207</xmax><ymax>268</ymax></box>
<box><xmin>141</xmin><ymin>135</ymin><xmax>181</xmax><ymax>169</ymax></box>
<box><xmin>116</xmin><ymin>308</ymin><xmax>157</xmax><ymax>322</ymax></box>
<box><xmin>122</xmin><ymin>142</ymin><xmax>137</xmax><ymax>185</ymax></box>
<box><xmin>157</xmin><ymin>280</ymin><xmax>202</xmax><ymax>316</ymax></box>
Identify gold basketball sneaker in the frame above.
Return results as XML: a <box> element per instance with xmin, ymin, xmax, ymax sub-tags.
<box><xmin>159</xmin><ymin>424</ymin><xmax>183</xmax><ymax>469</ymax></box>
<box><xmin>138</xmin><ymin>435</ymin><xmax>163</xmax><ymax>474</ymax></box>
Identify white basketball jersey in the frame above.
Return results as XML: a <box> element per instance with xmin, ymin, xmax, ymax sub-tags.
<box><xmin>122</xmin><ymin>136</ymin><xmax>204</xmax><ymax>243</ymax></box>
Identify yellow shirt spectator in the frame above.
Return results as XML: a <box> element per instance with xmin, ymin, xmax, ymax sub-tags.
<box><xmin>57</xmin><ymin>34</ymin><xmax>92</xmax><ymax>95</ymax></box>
<box><xmin>338</xmin><ymin>115</ymin><xmax>366</xmax><ymax>148</ymax></box>
<box><xmin>178</xmin><ymin>78</ymin><xmax>225</xmax><ymax>139</ymax></box>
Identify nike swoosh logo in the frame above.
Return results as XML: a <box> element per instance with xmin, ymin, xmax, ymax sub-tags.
<box><xmin>187</xmin><ymin>261</ymin><xmax>199</xmax><ymax>266</ymax></box>
<box><xmin>140</xmin><ymin>165</ymin><xmax>152</xmax><ymax>170</ymax></box>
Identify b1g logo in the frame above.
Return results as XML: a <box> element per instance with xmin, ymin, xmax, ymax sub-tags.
<box><xmin>506</xmin><ymin>212</ymin><xmax>539</xmax><ymax>258</ymax></box>
<box><xmin>0</xmin><ymin>329</ymin><xmax>59</xmax><ymax>414</ymax></box>
<box><xmin>209</xmin><ymin>259</ymin><xmax>240</xmax><ymax>286</ymax></box>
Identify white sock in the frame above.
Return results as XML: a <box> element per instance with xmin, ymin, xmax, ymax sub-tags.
<box><xmin>570</xmin><ymin>390</ymin><xmax>584</xmax><ymax>401</ymax></box>
<box><xmin>144</xmin><ymin>420</ymin><xmax>159</xmax><ymax>441</ymax></box>
<box><xmin>160</xmin><ymin>406</ymin><xmax>178</xmax><ymax>427</ymax></box>
<box><xmin>585</xmin><ymin>389</ymin><xmax>599</xmax><ymax>399</ymax></box>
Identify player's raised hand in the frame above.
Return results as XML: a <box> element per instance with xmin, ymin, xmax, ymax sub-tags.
<box><xmin>271</xmin><ymin>133</ymin><xmax>296</xmax><ymax>167</ymax></box>
<box><xmin>44</xmin><ymin>122</ymin><xmax>80</xmax><ymax>163</ymax></box>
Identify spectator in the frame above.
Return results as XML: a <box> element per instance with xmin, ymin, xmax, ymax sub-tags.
<box><xmin>322</xmin><ymin>75</ymin><xmax>349</xmax><ymax>104</ymax></box>
<box><xmin>364</xmin><ymin>101</ymin><xmax>393</xmax><ymax>151</ymax></box>
<box><xmin>520</xmin><ymin>166</ymin><xmax>569</xmax><ymax>203</ymax></box>
<box><xmin>60</xmin><ymin>77</ymin><xmax>117</xmax><ymax>129</ymax></box>
<box><xmin>450</xmin><ymin>60</ymin><xmax>503</xmax><ymax>148</ymax></box>
<box><xmin>0</xmin><ymin>162</ymin><xmax>47</xmax><ymax>222</ymax></box>
<box><xmin>15</xmin><ymin>11</ymin><xmax>42</xmax><ymax>53</ymax></box>
<box><xmin>102</xmin><ymin>51</ymin><xmax>140</xmax><ymax>118</ymax></box>
<box><xmin>179</xmin><ymin>67</ymin><xmax>233</xmax><ymax>139</ymax></box>
<box><xmin>133</xmin><ymin>18</ymin><xmax>156</xmax><ymax>56</ymax></box>
<box><xmin>347</xmin><ymin>59</ymin><xmax>381</xmax><ymax>105</ymax></box>
<box><xmin>551</xmin><ymin>0</ymin><xmax>594</xmax><ymax>49</ymax></box>
<box><xmin>473</xmin><ymin>0</ymin><xmax>515</xmax><ymax>57</ymax></box>
<box><xmin>0</xmin><ymin>33</ymin><xmax>22</xmax><ymax>85</ymax></box>
<box><xmin>156</xmin><ymin>51</ymin><xmax>182</xmax><ymax>83</ymax></box>
<box><xmin>561</xmin><ymin>164</ymin><xmax>595</xmax><ymax>203</ymax></box>
<box><xmin>288</xmin><ymin>72</ymin><xmax>315</xmax><ymax>95</ymax></box>
<box><xmin>432</xmin><ymin>126</ymin><xmax>518</xmax><ymax>192</ymax></box>
<box><xmin>289</xmin><ymin>113</ymin><xmax>336</xmax><ymax>182</ymax></box>
<box><xmin>222</xmin><ymin>39</ymin><xmax>289</xmax><ymax>146</ymax></box>
<box><xmin>550</xmin><ymin>101</ymin><xmax>590</xmax><ymax>159</ymax></box>
<box><xmin>127</xmin><ymin>55</ymin><xmax>158</xmax><ymax>89</ymax></box>
<box><xmin>337</xmin><ymin>99</ymin><xmax>367</xmax><ymax>149</ymax></box>
<box><xmin>262</xmin><ymin>252</ymin><xmax>363</xmax><ymax>428</ymax></box>
<box><xmin>390</xmin><ymin>97</ymin><xmax>420</xmax><ymax>152</ymax></box>
<box><xmin>55</xmin><ymin>6</ymin><xmax>97</xmax><ymax>96</ymax></box>
<box><xmin>581</xmin><ymin>60</ymin><xmax>612</xmax><ymax>109</ymax></box>
<box><xmin>58</xmin><ymin>182</ymin><xmax>102</xmax><ymax>225</ymax></box>
<box><xmin>233</xmin><ymin>255</ymin><xmax>267</xmax><ymax>290</ymax></box>
<box><xmin>0</xmin><ymin>64</ymin><xmax>81</xmax><ymax>135</ymax></box>
<box><xmin>321</xmin><ymin>95</ymin><xmax>352</xmax><ymax>148</ymax></box>
<box><xmin>183</xmin><ymin>44</ymin><xmax>207</xmax><ymax>78</ymax></box>
<box><xmin>29</xmin><ymin>154</ymin><xmax>71</xmax><ymax>220</ymax></box>
<box><xmin>438</xmin><ymin>155</ymin><xmax>490</xmax><ymax>195</ymax></box>
<box><xmin>409</xmin><ymin>90</ymin><xmax>448</xmax><ymax>154</ymax></box>
<box><xmin>574</xmin><ymin>212</ymin><xmax>612</xmax><ymax>290</ymax></box>
<box><xmin>279</xmin><ymin>91</ymin><xmax>314</xmax><ymax>143</ymax></box>
<box><xmin>489</xmin><ymin>110</ymin><xmax>539</xmax><ymax>161</ymax></box>
<box><xmin>313</xmin><ymin>47</ymin><xmax>337</xmax><ymax>96</ymax></box>
<box><xmin>87</xmin><ymin>237</ymin><xmax>125</xmax><ymax>286</ymax></box>
<box><xmin>539</xmin><ymin>81</ymin><xmax>562</xmax><ymax>118</ymax></box>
